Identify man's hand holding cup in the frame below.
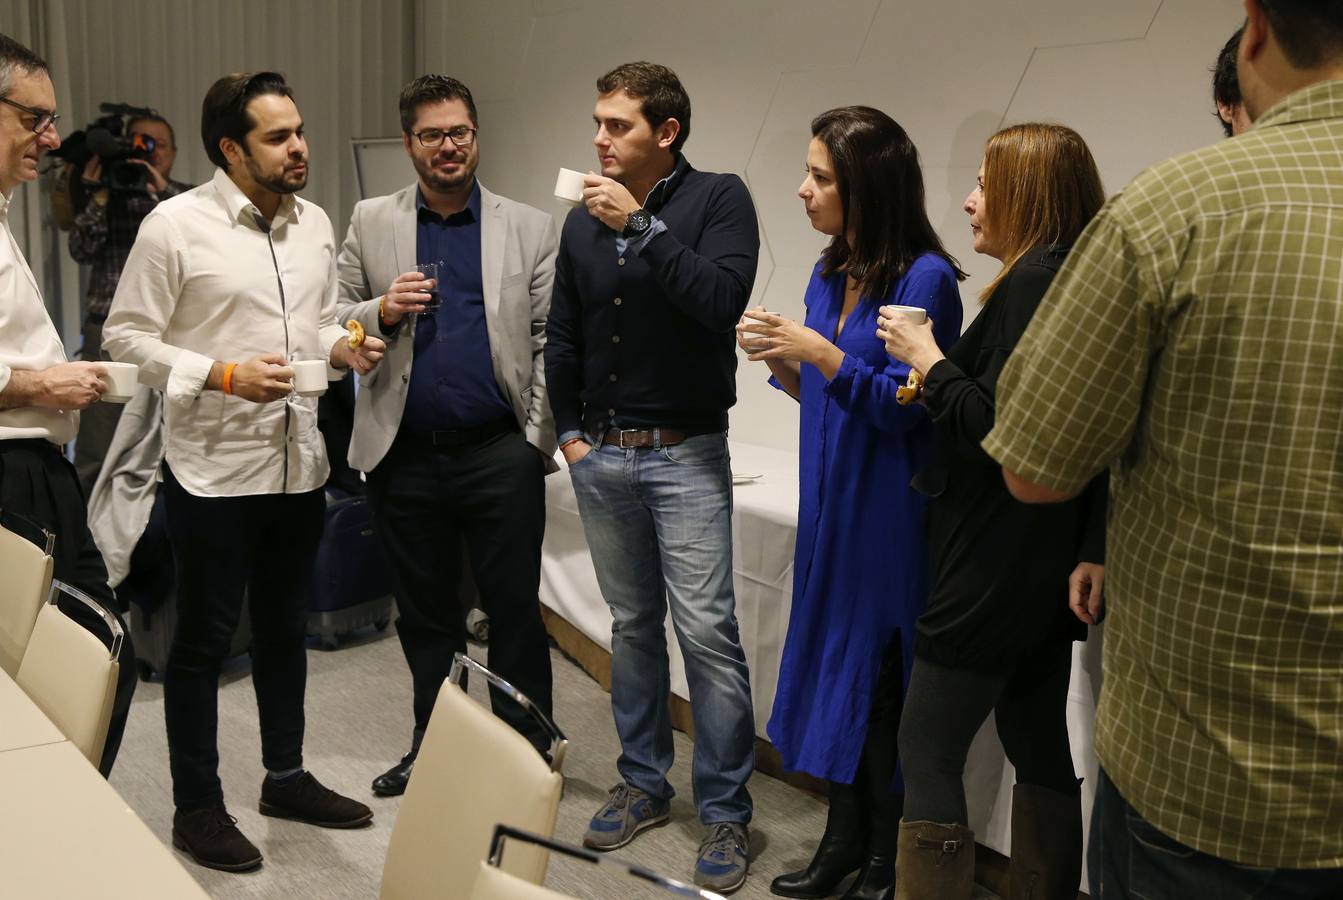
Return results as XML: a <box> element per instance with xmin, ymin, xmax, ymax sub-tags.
<box><xmin>380</xmin><ymin>271</ymin><xmax>437</xmax><ymax>325</ymax></box>
<box><xmin>226</xmin><ymin>355</ymin><xmax>294</xmax><ymax>403</ymax></box>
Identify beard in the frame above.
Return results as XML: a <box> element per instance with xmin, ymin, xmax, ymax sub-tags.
<box><xmin>412</xmin><ymin>148</ymin><xmax>476</xmax><ymax>193</ymax></box>
<box><xmin>245</xmin><ymin>153</ymin><xmax>308</xmax><ymax>195</ymax></box>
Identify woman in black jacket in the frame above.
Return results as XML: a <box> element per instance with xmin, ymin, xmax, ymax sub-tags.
<box><xmin>876</xmin><ymin>123</ymin><xmax>1107</xmax><ymax>900</ymax></box>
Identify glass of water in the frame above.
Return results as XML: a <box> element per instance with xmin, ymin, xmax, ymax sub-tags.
<box><xmin>413</xmin><ymin>261</ymin><xmax>440</xmax><ymax>313</ymax></box>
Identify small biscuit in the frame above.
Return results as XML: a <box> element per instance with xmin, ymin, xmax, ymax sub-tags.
<box><xmin>346</xmin><ymin>319</ymin><xmax>366</xmax><ymax>349</ymax></box>
<box><xmin>895</xmin><ymin>370</ymin><xmax>924</xmax><ymax>406</ymax></box>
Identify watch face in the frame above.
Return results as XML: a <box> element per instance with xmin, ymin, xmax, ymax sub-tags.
<box><xmin>624</xmin><ymin>209</ymin><xmax>651</xmax><ymax>237</ymax></box>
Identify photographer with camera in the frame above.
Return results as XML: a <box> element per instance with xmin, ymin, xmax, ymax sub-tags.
<box><xmin>68</xmin><ymin>108</ymin><xmax>190</xmax><ymax>491</ymax></box>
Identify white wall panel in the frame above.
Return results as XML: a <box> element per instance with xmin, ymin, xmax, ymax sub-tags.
<box><xmin>17</xmin><ymin>0</ymin><xmax>1247</xmax><ymax>434</ymax></box>
<box><xmin>407</xmin><ymin>0</ymin><xmax>1244</xmax><ymax>451</ymax></box>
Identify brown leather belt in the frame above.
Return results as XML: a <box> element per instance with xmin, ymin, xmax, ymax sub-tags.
<box><xmin>602</xmin><ymin>427</ymin><xmax>687</xmax><ymax>449</ymax></box>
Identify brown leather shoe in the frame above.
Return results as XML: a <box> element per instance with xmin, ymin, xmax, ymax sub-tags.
<box><xmin>172</xmin><ymin>802</ymin><xmax>263</xmax><ymax>872</ymax></box>
<box><xmin>259</xmin><ymin>771</ymin><xmax>373</xmax><ymax>828</ymax></box>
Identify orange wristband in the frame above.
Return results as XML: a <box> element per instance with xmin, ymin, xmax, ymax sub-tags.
<box><xmin>222</xmin><ymin>362</ymin><xmax>237</xmax><ymax>396</ymax></box>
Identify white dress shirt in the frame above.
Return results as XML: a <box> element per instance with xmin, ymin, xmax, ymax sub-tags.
<box><xmin>104</xmin><ymin>169</ymin><xmax>348</xmax><ymax>497</ymax></box>
<box><xmin>0</xmin><ymin>190</ymin><xmax>76</xmax><ymax>445</ymax></box>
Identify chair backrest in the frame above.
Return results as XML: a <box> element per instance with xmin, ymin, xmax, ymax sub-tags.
<box><xmin>469</xmin><ymin>864</ymin><xmax>577</xmax><ymax>900</ymax></box>
<box><xmin>483</xmin><ymin>825</ymin><xmax>730</xmax><ymax>899</ymax></box>
<box><xmin>15</xmin><ymin>580</ymin><xmax>122</xmax><ymax>766</ymax></box>
<box><xmin>0</xmin><ymin>517</ymin><xmax>55</xmax><ymax>676</ymax></box>
<box><xmin>379</xmin><ymin>655</ymin><xmax>565</xmax><ymax>900</ymax></box>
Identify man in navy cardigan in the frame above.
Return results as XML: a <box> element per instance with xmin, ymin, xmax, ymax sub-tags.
<box><xmin>544</xmin><ymin>61</ymin><xmax>759</xmax><ymax>894</ymax></box>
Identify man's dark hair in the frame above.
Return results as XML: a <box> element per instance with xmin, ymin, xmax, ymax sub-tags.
<box><xmin>1261</xmin><ymin>0</ymin><xmax>1343</xmax><ymax>69</ymax></box>
<box><xmin>200</xmin><ymin>71</ymin><xmax>294</xmax><ymax>169</ymax></box>
<box><xmin>812</xmin><ymin>106</ymin><xmax>965</xmax><ymax>301</ymax></box>
<box><xmin>1213</xmin><ymin>27</ymin><xmax>1244</xmax><ymax>137</ymax></box>
<box><xmin>0</xmin><ymin>33</ymin><xmax>49</xmax><ymax>98</ymax></box>
<box><xmin>596</xmin><ymin>62</ymin><xmax>691</xmax><ymax>153</ymax></box>
<box><xmin>130</xmin><ymin>113</ymin><xmax>176</xmax><ymax>149</ymax></box>
<box><xmin>398</xmin><ymin>74</ymin><xmax>477</xmax><ymax>135</ymax></box>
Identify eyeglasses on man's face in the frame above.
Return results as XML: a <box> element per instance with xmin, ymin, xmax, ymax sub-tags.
<box><xmin>412</xmin><ymin>125</ymin><xmax>477</xmax><ymax>149</ymax></box>
<box><xmin>0</xmin><ymin>96</ymin><xmax>60</xmax><ymax>135</ymax></box>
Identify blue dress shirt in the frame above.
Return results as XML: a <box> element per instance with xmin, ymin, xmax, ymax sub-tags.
<box><xmin>402</xmin><ymin>181</ymin><xmax>513</xmax><ymax>434</ymax></box>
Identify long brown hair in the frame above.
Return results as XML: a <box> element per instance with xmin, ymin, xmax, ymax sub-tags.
<box><xmin>813</xmin><ymin>106</ymin><xmax>965</xmax><ymax>299</ymax></box>
<box><xmin>978</xmin><ymin>123</ymin><xmax>1105</xmax><ymax>302</ymax></box>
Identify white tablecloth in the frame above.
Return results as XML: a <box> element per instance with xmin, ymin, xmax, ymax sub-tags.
<box><xmin>539</xmin><ymin>439</ymin><xmax>1102</xmax><ymax>875</ymax></box>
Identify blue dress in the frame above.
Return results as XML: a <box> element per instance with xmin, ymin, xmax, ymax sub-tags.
<box><xmin>765</xmin><ymin>253</ymin><xmax>962</xmax><ymax>782</ymax></box>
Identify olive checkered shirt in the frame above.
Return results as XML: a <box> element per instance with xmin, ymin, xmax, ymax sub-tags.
<box><xmin>984</xmin><ymin>79</ymin><xmax>1343</xmax><ymax>868</ymax></box>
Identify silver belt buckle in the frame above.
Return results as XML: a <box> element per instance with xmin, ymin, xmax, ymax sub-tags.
<box><xmin>617</xmin><ymin>428</ymin><xmax>640</xmax><ymax>449</ymax></box>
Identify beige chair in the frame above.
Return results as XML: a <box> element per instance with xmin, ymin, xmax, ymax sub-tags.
<box><xmin>15</xmin><ymin>579</ymin><xmax>123</xmax><ymax>766</ymax></box>
<box><xmin>380</xmin><ymin>653</ymin><xmax>568</xmax><ymax>900</ymax></box>
<box><xmin>0</xmin><ymin>516</ymin><xmax>55</xmax><ymax>676</ymax></box>
<box><xmin>470</xmin><ymin>864</ymin><xmax>578</xmax><ymax>900</ymax></box>
<box><xmin>475</xmin><ymin>825</ymin><xmax>729</xmax><ymax>900</ymax></box>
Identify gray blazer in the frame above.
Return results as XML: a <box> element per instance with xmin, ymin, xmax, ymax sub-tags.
<box><xmin>336</xmin><ymin>183</ymin><xmax>559</xmax><ymax>474</ymax></box>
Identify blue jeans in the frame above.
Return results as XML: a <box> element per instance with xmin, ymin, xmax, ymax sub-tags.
<box><xmin>569</xmin><ymin>432</ymin><xmax>754</xmax><ymax>824</ymax></box>
<box><xmin>1090</xmin><ymin>768</ymin><xmax>1343</xmax><ymax>899</ymax></box>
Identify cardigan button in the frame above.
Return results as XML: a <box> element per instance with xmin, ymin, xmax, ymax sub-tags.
<box><xmin>617</xmin><ymin>257</ymin><xmax>626</xmax><ymax>266</ymax></box>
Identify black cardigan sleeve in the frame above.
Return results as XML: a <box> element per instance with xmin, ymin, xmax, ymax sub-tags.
<box><xmin>636</xmin><ymin>175</ymin><xmax>760</xmax><ymax>333</ymax></box>
<box><xmin>922</xmin><ymin>260</ymin><xmax>1056</xmax><ymax>463</ymax></box>
<box><xmin>544</xmin><ymin>227</ymin><xmax>585</xmax><ymax>438</ymax></box>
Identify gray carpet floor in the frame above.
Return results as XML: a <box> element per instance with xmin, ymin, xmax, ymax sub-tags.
<box><xmin>109</xmin><ymin>626</ymin><xmax>996</xmax><ymax>898</ymax></box>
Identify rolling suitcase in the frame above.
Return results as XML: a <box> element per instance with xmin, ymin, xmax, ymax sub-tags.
<box><xmin>306</xmin><ymin>493</ymin><xmax>395</xmax><ymax>650</ymax></box>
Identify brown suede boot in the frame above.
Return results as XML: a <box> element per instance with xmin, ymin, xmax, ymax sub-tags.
<box><xmin>1004</xmin><ymin>781</ymin><xmax>1083</xmax><ymax>900</ymax></box>
<box><xmin>893</xmin><ymin>819</ymin><xmax>974</xmax><ymax>900</ymax></box>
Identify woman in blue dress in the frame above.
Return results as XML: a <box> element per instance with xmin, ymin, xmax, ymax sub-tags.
<box><xmin>737</xmin><ymin>106</ymin><xmax>963</xmax><ymax>900</ymax></box>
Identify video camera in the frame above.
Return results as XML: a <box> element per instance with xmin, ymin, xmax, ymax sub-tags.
<box><xmin>50</xmin><ymin>102</ymin><xmax>161</xmax><ymax>193</ymax></box>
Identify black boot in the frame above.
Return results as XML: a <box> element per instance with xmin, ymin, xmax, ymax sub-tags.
<box><xmin>1004</xmin><ymin>780</ymin><xmax>1083</xmax><ymax>900</ymax></box>
<box><xmin>841</xmin><ymin>639</ymin><xmax>904</xmax><ymax>900</ymax></box>
<box><xmin>839</xmin><ymin>790</ymin><xmax>900</xmax><ymax>900</ymax></box>
<box><xmin>771</xmin><ymin>781</ymin><xmax>866</xmax><ymax>898</ymax></box>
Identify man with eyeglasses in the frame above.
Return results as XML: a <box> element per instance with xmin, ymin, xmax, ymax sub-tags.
<box><xmin>0</xmin><ymin>33</ymin><xmax>138</xmax><ymax>777</ymax></box>
<box><xmin>336</xmin><ymin>74</ymin><xmax>559</xmax><ymax>796</ymax></box>
<box><xmin>68</xmin><ymin>111</ymin><xmax>191</xmax><ymax>493</ymax></box>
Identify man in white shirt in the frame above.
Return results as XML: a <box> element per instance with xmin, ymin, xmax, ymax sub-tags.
<box><xmin>104</xmin><ymin>71</ymin><xmax>385</xmax><ymax>874</ymax></box>
<box><xmin>0</xmin><ymin>33</ymin><xmax>139</xmax><ymax>778</ymax></box>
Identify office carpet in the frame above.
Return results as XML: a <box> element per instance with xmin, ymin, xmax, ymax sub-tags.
<box><xmin>109</xmin><ymin>626</ymin><xmax>997</xmax><ymax>898</ymax></box>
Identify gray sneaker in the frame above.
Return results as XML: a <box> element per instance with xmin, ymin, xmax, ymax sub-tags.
<box><xmin>582</xmin><ymin>783</ymin><xmax>671</xmax><ymax>851</ymax></box>
<box><xmin>694</xmin><ymin>822</ymin><xmax>749</xmax><ymax>893</ymax></box>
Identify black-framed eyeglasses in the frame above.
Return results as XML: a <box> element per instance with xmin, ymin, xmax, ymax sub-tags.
<box><xmin>412</xmin><ymin>125</ymin><xmax>477</xmax><ymax>148</ymax></box>
<box><xmin>0</xmin><ymin>96</ymin><xmax>60</xmax><ymax>135</ymax></box>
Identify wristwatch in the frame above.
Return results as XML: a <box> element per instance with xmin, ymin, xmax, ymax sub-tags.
<box><xmin>622</xmin><ymin>208</ymin><xmax>653</xmax><ymax>239</ymax></box>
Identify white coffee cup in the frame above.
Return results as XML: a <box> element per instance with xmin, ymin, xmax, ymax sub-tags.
<box><xmin>290</xmin><ymin>359</ymin><xmax>328</xmax><ymax>397</ymax></box>
<box><xmin>880</xmin><ymin>304</ymin><xmax>928</xmax><ymax>325</ymax></box>
<box><xmin>554</xmin><ymin>167</ymin><xmax>586</xmax><ymax>206</ymax></box>
<box><xmin>99</xmin><ymin>362</ymin><xmax>138</xmax><ymax>403</ymax></box>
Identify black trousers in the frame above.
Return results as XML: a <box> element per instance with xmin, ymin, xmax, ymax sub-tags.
<box><xmin>0</xmin><ymin>439</ymin><xmax>136</xmax><ymax>776</ymax></box>
<box><xmin>898</xmin><ymin>640</ymin><xmax>1077</xmax><ymax>824</ymax></box>
<box><xmin>161</xmin><ymin>465</ymin><xmax>324</xmax><ymax>810</ymax></box>
<box><xmin>366</xmin><ymin>427</ymin><xmax>553</xmax><ymax>753</ymax></box>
